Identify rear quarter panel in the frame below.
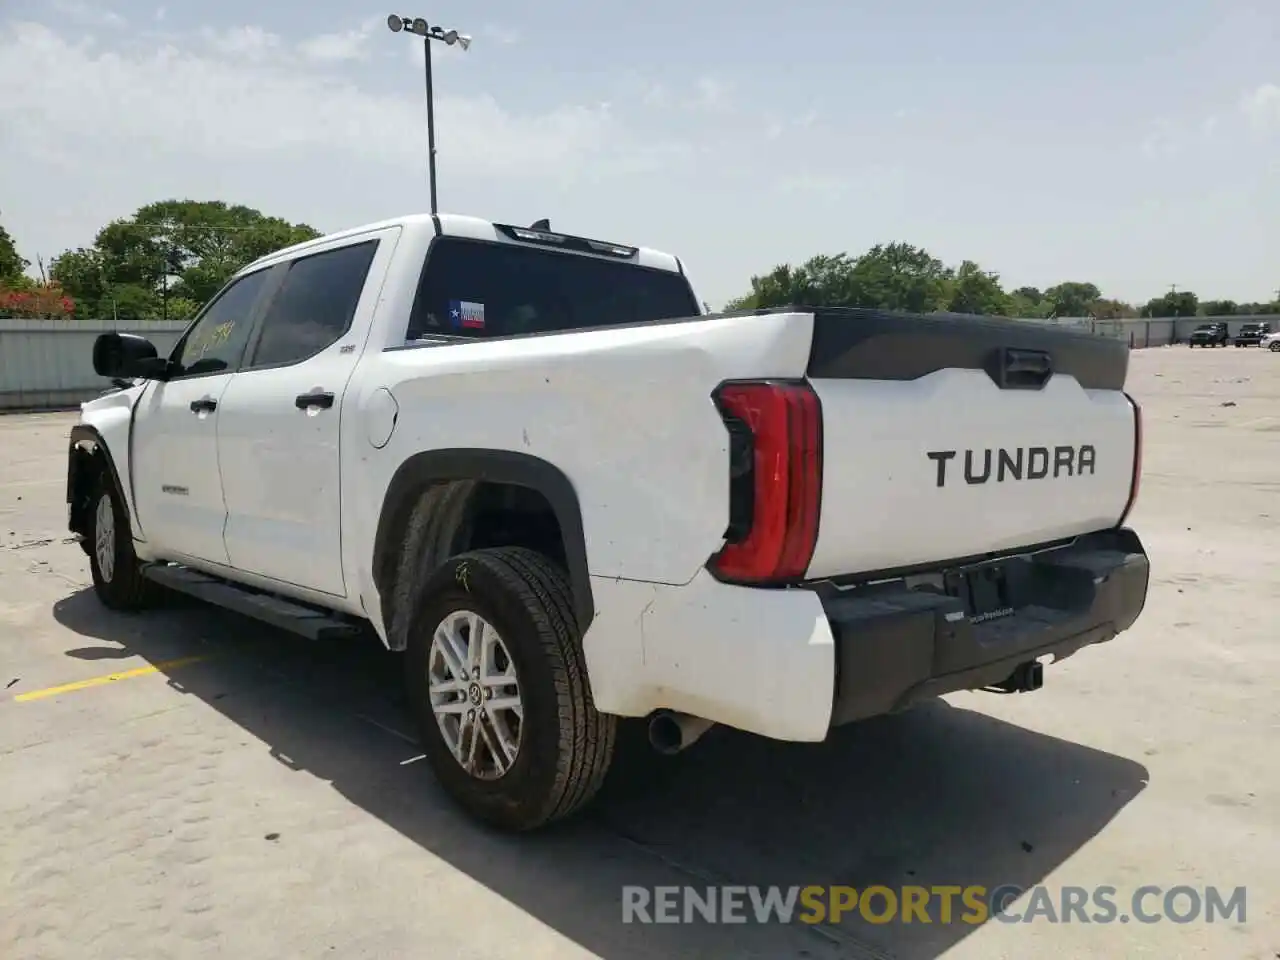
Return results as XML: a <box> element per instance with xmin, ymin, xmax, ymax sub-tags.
<box><xmin>344</xmin><ymin>311</ymin><xmax>817</xmax><ymax>599</ymax></box>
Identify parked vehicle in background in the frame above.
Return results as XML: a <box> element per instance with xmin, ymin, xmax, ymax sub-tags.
<box><xmin>1260</xmin><ymin>330</ymin><xmax>1280</xmax><ymax>352</ymax></box>
<box><xmin>66</xmin><ymin>212</ymin><xmax>1150</xmax><ymax>832</ymax></box>
<box><xmin>1233</xmin><ymin>322</ymin><xmax>1272</xmax><ymax>347</ymax></box>
<box><xmin>1188</xmin><ymin>323</ymin><xmax>1229</xmax><ymax>348</ymax></box>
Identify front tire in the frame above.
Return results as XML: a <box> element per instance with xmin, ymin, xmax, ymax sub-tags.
<box><xmin>405</xmin><ymin>547</ymin><xmax>616</xmax><ymax>831</ymax></box>
<box><xmin>1271</xmin><ymin>342</ymin><xmax>1280</xmax><ymax>352</ymax></box>
<box><xmin>88</xmin><ymin>468</ymin><xmax>158</xmax><ymax>610</ymax></box>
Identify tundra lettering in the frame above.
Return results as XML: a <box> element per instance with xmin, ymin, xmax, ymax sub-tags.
<box><xmin>928</xmin><ymin>445</ymin><xmax>1096</xmax><ymax>488</ymax></box>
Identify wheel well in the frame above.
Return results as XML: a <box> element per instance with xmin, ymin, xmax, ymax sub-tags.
<box><xmin>68</xmin><ymin>442</ymin><xmax>108</xmax><ymax>541</ymax></box>
<box><xmin>379</xmin><ymin>478</ymin><xmax>575</xmax><ymax>651</ymax></box>
<box><xmin>462</xmin><ymin>482</ymin><xmax>568</xmax><ymax>565</ymax></box>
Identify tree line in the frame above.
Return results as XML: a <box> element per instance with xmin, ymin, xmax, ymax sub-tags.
<box><xmin>0</xmin><ymin>200</ymin><xmax>319</xmax><ymax>322</ymax></box>
<box><xmin>2</xmin><ymin>203</ymin><xmax>1277</xmax><ymax>321</ymax></box>
<box><xmin>724</xmin><ymin>244</ymin><xmax>1278</xmax><ymax>319</ymax></box>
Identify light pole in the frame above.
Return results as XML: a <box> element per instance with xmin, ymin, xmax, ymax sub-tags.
<box><xmin>387</xmin><ymin>14</ymin><xmax>472</xmax><ymax>216</ymax></box>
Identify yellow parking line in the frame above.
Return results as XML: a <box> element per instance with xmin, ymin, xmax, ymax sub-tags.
<box><xmin>13</xmin><ymin>656</ymin><xmax>212</xmax><ymax>703</ymax></box>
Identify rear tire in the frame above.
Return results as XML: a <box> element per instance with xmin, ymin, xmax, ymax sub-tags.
<box><xmin>1271</xmin><ymin>342</ymin><xmax>1280</xmax><ymax>352</ymax></box>
<box><xmin>404</xmin><ymin>547</ymin><xmax>616</xmax><ymax>831</ymax></box>
<box><xmin>88</xmin><ymin>467</ymin><xmax>159</xmax><ymax>611</ymax></box>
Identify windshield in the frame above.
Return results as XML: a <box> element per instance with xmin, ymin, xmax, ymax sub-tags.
<box><xmin>406</xmin><ymin>237</ymin><xmax>699</xmax><ymax>341</ymax></box>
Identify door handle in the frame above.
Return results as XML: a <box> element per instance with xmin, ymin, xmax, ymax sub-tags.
<box><xmin>189</xmin><ymin>397</ymin><xmax>217</xmax><ymax>413</ymax></box>
<box><xmin>295</xmin><ymin>390</ymin><xmax>335</xmax><ymax>410</ymax></box>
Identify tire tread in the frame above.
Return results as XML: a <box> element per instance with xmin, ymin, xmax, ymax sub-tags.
<box><xmin>409</xmin><ymin>545</ymin><xmax>615</xmax><ymax>830</ymax></box>
<box><xmin>90</xmin><ymin>464</ymin><xmax>159</xmax><ymax>611</ymax></box>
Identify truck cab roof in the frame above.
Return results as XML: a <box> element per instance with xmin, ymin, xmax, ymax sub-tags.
<box><xmin>241</xmin><ymin>213</ymin><xmax>685</xmax><ymax>277</ymax></box>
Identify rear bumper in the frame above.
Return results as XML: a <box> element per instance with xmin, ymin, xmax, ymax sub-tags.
<box><xmin>822</xmin><ymin>528</ymin><xmax>1149</xmax><ymax>727</ymax></box>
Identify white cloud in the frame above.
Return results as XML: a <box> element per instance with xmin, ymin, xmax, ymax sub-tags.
<box><xmin>296</xmin><ymin>17</ymin><xmax>382</xmax><ymax>64</ymax></box>
<box><xmin>201</xmin><ymin>25</ymin><xmax>282</xmax><ymax>60</ymax></box>
<box><xmin>0</xmin><ymin>15</ymin><xmax>702</xmax><ymax>287</ymax></box>
<box><xmin>633</xmin><ymin>76</ymin><xmax>732</xmax><ymax>114</ymax></box>
<box><xmin>48</xmin><ymin>0</ymin><xmax>124</xmax><ymax>28</ymax></box>
<box><xmin>479</xmin><ymin>24</ymin><xmax>522</xmax><ymax>46</ymax></box>
<box><xmin>1140</xmin><ymin>119</ymin><xmax>1184</xmax><ymax>159</ymax></box>
<box><xmin>777</xmin><ymin>173</ymin><xmax>851</xmax><ymax>200</ymax></box>
<box><xmin>641</xmin><ymin>83</ymin><xmax>668</xmax><ymax>107</ymax></box>
<box><xmin>0</xmin><ymin>21</ymin><xmax>624</xmax><ymax>178</ymax></box>
<box><xmin>693</xmin><ymin>76</ymin><xmax>731</xmax><ymax>112</ymax></box>
<box><xmin>1241</xmin><ymin>83</ymin><xmax>1280</xmax><ymax>131</ymax></box>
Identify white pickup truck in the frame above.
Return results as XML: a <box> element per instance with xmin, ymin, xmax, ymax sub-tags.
<box><xmin>69</xmin><ymin>213</ymin><xmax>1150</xmax><ymax>831</ymax></box>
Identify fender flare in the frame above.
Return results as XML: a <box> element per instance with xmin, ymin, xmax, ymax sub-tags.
<box><xmin>67</xmin><ymin>425</ymin><xmax>129</xmax><ymax>537</ymax></box>
<box><xmin>372</xmin><ymin>449</ymin><xmax>594</xmax><ymax>633</ymax></box>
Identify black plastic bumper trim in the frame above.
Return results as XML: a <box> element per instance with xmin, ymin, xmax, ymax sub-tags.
<box><xmin>822</xmin><ymin>528</ymin><xmax>1149</xmax><ymax>727</ymax></box>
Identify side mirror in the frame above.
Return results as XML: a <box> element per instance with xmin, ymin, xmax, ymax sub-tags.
<box><xmin>92</xmin><ymin>332</ymin><xmax>169</xmax><ymax>380</ymax></box>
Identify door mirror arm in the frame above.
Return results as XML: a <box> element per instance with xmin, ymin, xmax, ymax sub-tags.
<box><xmin>135</xmin><ymin>356</ymin><xmax>174</xmax><ymax>381</ymax></box>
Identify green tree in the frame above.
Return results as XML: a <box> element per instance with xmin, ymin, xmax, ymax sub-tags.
<box><xmin>49</xmin><ymin>248</ymin><xmax>108</xmax><ymax>308</ymax></box>
<box><xmin>1091</xmin><ymin>298</ymin><xmax>1139</xmax><ymax>320</ymax></box>
<box><xmin>1141</xmin><ymin>290</ymin><xmax>1199</xmax><ymax>318</ymax></box>
<box><xmin>105</xmin><ymin>284</ymin><xmax>162</xmax><ymax>321</ymax></box>
<box><xmin>728</xmin><ymin>253</ymin><xmax>860</xmax><ymax>311</ymax></box>
<box><xmin>1044</xmin><ymin>282</ymin><xmax>1102</xmax><ymax>317</ymax></box>
<box><xmin>54</xmin><ymin>199</ymin><xmax>321</xmax><ymax>321</ymax></box>
<box><xmin>1199</xmin><ymin>300</ymin><xmax>1237</xmax><ymax>316</ymax></box>
<box><xmin>1236</xmin><ymin>301</ymin><xmax>1278</xmax><ymax>315</ymax></box>
<box><xmin>848</xmin><ymin>242</ymin><xmax>952</xmax><ymax>313</ymax></box>
<box><xmin>728</xmin><ymin>245</ymin><xmax>1020</xmax><ymax>316</ymax></box>
<box><xmin>945</xmin><ymin>261</ymin><xmax>1012</xmax><ymax>316</ymax></box>
<box><xmin>0</xmin><ymin>214</ymin><xmax>28</xmax><ymax>281</ymax></box>
<box><xmin>1009</xmin><ymin>286</ymin><xmax>1050</xmax><ymax>318</ymax></box>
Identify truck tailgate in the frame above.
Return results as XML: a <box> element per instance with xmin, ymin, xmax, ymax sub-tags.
<box><xmin>802</xmin><ymin>309</ymin><xmax>1138</xmax><ymax>579</ymax></box>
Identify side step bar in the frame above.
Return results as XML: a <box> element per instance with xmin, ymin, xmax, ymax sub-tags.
<box><xmin>142</xmin><ymin>563</ymin><xmax>364</xmax><ymax>641</ymax></box>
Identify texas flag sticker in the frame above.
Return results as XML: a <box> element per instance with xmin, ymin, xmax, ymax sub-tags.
<box><xmin>449</xmin><ymin>300</ymin><xmax>486</xmax><ymax>330</ymax></box>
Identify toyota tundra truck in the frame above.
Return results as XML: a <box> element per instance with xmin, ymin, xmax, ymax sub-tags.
<box><xmin>67</xmin><ymin>213</ymin><xmax>1149</xmax><ymax>831</ymax></box>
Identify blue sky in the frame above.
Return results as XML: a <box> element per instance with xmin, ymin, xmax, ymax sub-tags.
<box><xmin>1</xmin><ymin>0</ymin><xmax>1277</xmax><ymax>307</ymax></box>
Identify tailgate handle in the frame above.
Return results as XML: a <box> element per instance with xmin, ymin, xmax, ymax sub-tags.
<box><xmin>993</xmin><ymin>348</ymin><xmax>1053</xmax><ymax>389</ymax></box>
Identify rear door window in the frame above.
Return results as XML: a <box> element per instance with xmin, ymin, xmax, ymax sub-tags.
<box><xmin>407</xmin><ymin>237</ymin><xmax>698</xmax><ymax>341</ymax></box>
<box><xmin>247</xmin><ymin>240</ymin><xmax>379</xmax><ymax>368</ymax></box>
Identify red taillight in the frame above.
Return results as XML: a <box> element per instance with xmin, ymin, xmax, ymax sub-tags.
<box><xmin>709</xmin><ymin>380</ymin><xmax>823</xmax><ymax>584</ymax></box>
<box><xmin>1117</xmin><ymin>393</ymin><xmax>1142</xmax><ymax>526</ymax></box>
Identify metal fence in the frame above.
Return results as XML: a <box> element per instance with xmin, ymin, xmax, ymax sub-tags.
<box><xmin>0</xmin><ymin>318</ymin><xmax>188</xmax><ymax>411</ymax></box>
<box><xmin>1040</xmin><ymin>315</ymin><xmax>1273</xmax><ymax>348</ymax></box>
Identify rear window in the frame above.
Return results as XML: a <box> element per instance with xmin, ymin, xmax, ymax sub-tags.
<box><xmin>406</xmin><ymin>237</ymin><xmax>698</xmax><ymax>341</ymax></box>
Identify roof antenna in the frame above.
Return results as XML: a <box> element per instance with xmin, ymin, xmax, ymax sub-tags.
<box><xmin>529</xmin><ymin>218</ymin><xmax>550</xmax><ymax>230</ymax></box>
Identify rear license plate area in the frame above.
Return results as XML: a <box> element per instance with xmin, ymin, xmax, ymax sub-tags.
<box><xmin>944</xmin><ymin>564</ymin><xmax>1015</xmax><ymax>624</ymax></box>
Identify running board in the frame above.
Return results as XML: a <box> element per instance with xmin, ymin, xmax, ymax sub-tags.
<box><xmin>141</xmin><ymin>563</ymin><xmax>364</xmax><ymax>641</ymax></box>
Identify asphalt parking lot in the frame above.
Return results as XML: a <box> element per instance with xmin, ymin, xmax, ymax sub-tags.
<box><xmin>1</xmin><ymin>346</ymin><xmax>1277</xmax><ymax>960</ymax></box>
